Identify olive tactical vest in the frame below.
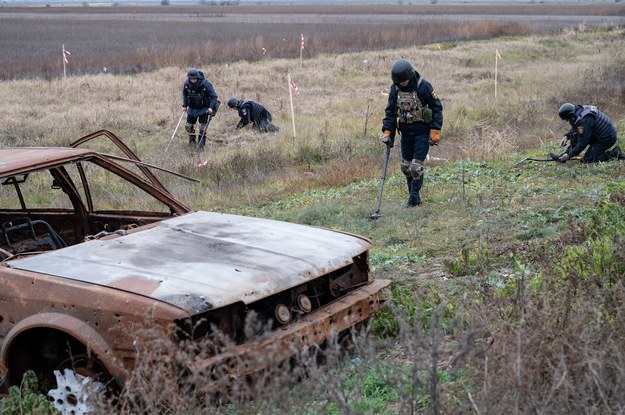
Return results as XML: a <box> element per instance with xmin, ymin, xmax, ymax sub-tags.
<box><xmin>396</xmin><ymin>78</ymin><xmax>430</xmax><ymax>124</ymax></box>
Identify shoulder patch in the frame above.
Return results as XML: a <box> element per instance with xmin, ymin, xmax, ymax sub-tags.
<box><xmin>577</xmin><ymin>126</ymin><xmax>584</xmax><ymax>135</ymax></box>
<box><xmin>431</xmin><ymin>90</ymin><xmax>438</xmax><ymax>100</ymax></box>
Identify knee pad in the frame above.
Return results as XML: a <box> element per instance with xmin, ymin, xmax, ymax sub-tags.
<box><xmin>185</xmin><ymin>123</ymin><xmax>195</xmax><ymax>134</ymax></box>
<box><xmin>199</xmin><ymin>123</ymin><xmax>208</xmax><ymax>136</ymax></box>
<box><xmin>409</xmin><ymin>159</ymin><xmax>424</xmax><ymax>179</ymax></box>
<box><xmin>400</xmin><ymin>159</ymin><xmax>412</xmax><ymax>178</ymax></box>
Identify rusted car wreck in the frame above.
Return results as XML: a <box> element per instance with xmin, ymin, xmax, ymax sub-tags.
<box><xmin>0</xmin><ymin>131</ymin><xmax>390</xmax><ymax>412</ymax></box>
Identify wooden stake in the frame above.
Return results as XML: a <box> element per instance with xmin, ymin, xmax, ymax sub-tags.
<box><xmin>288</xmin><ymin>73</ymin><xmax>297</xmax><ymax>138</ymax></box>
<box><xmin>62</xmin><ymin>44</ymin><xmax>67</xmax><ymax>79</ymax></box>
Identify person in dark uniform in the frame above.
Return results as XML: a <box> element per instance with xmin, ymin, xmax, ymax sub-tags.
<box><xmin>182</xmin><ymin>68</ymin><xmax>219</xmax><ymax>151</ymax></box>
<box><xmin>557</xmin><ymin>103</ymin><xmax>621</xmax><ymax>163</ymax></box>
<box><xmin>227</xmin><ymin>97</ymin><xmax>279</xmax><ymax>133</ymax></box>
<box><xmin>382</xmin><ymin>59</ymin><xmax>443</xmax><ymax>207</ymax></box>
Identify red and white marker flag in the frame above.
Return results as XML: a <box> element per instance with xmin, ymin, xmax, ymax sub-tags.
<box><xmin>299</xmin><ymin>34</ymin><xmax>305</xmax><ymax>68</ymax></box>
<box><xmin>62</xmin><ymin>44</ymin><xmax>71</xmax><ymax>79</ymax></box>
<box><xmin>195</xmin><ymin>160</ymin><xmax>208</xmax><ymax>170</ymax></box>
<box><xmin>289</xmin><ymin>78</ymin><xmax>299</xmax><ymax>94</ymax></box>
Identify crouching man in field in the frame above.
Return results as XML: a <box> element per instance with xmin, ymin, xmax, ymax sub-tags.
<box><xmin>227</xmin><ymin>97</ymin><xmax>279</xmax><ymax>133</ymax></box>
<box><xmin>557</xmin><ymin>103</ymin><xmax>622</xmax><ymax>163</ymax></box>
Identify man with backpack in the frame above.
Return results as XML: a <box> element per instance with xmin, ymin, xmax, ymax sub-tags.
<box><xmin>226</xmin><ymin>97</ymin><xmax>279</xmax><ymax>133</ymax></box>
<box><xmin>182</xmin><ymin>68</ymin><xmax>220</xmax><ymax>151</ymax></box>
<box><xmin>557</xmin><ymin>103</ymin><xmax>622</xmax><ymax>163</ymax></box>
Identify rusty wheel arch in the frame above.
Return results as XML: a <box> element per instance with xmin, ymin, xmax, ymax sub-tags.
<box><xmin>1</xmin><ymin>313</ymin><xmax>125</xmax><ymax>389</ymax></box>
<box><xmin>6</xmin><ymin>328</ymin><xmax>90</xmax><ymax>386</ymax></box>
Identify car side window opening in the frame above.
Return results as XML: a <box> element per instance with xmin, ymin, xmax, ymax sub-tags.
<box><xmin>0</xmin><ymin>161</ymin><xmax>172</xmax><ymax>255</ymax></box>
<box><xmin>67</xmin><ymin>161</ymin><xmax>170</xmax><ymax>213</ymax></box>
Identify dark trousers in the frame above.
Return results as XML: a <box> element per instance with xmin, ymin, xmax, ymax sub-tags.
<box><xmin>582</xmin><ymin>135</ymin><xmax>617</xmax><ymax>163</ymax></box>
<box><xmin>400</xmin><ymin>129</ymin><xmax>430</xmax><ymax>205</ymax></box>
<box><xmin>187</xmin><ymin>112</ymin><xmax>209</xmax><ymax>126</ymax></box>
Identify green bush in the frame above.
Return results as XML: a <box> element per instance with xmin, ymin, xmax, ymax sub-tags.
<box><xmin>0</xmin><ymin>371</ymin><xmax>58</xmax><ymax>415</ymax></box>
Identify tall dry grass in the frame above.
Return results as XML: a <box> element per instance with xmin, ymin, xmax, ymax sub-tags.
<box><xmin>3</xmin><ymin>4</ymin><xmax>623</xmax><ymax>80</ymax></box>
<box><xmin>1</xmin><ymin>26</ymin><xmax>623</xmax><ymax>209</ymax></box>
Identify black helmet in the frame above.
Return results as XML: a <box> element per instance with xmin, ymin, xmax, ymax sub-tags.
<box><xmin>187</xmin><ymin>68</ymin><xmax>200</xmax><ymax>79</ymax></box>
<box><xmin>391</xmin><ymin>59</ymin><xmax>415</xmax><ymax>85</ymax></box>
<box><xmin>227</xmin><ymin>97</ymin><xmax>238</xmax><ymax>108</ymax></box>
<box><xmin>558</xmin><ymin>103</ymin><xmax>576</xmax><ymax>120</ymax></box>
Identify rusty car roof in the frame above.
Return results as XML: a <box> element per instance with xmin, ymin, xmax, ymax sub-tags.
<box><xmin>7</xmin><ymin>211</ymin><xmax>372</xmax><ymax>315</ymax></box>
<box><xmin>0</xmin><ymin>147</ymin><xmax>95</xmax><ymax>176</ymax></box>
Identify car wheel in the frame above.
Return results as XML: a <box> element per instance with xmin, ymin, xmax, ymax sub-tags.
<box><xmin>47</xmin><ymin>355</ymin><xmax>112</xmax><ymax>415</ymax></box>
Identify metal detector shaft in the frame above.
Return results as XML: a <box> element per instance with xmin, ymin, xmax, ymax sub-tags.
<box><xmin>515</xmin><ymin>151</ymin><xmax>566</xmax><ymax>165</ymax></box>
<box><xmin>196</xmin><ymin>114</ymin><xmax>213</xmax><ymax>149</ymax></box>
<box><xmin>371</xmin><ymin>143</ymin><xmax>391</xmax><ymax>218</ymax></box>
<box><xmin>165</xmin><ymin>109</ymin><xmax>186</xmax><ymax>152</ymax></box>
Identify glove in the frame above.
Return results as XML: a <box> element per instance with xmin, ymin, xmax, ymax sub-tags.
<box><xmin>429</xmin><ymin>129</ymin><xmax>441</xmax><ymax>146</ymax></box>
<box><xmin>208</xmin><ymin>108</ymin><xmax>214</xmax><ymax>116</ymax></box>
<box><xmin>559</xmin><ymin>135</ymin><xmax>568</xmax><ymax>147</ymax></box>
<box><xmin>382</xmin><ymin>130</ymin><xmax>393</xmax><ymax>147</ymax></box>
<box><xmin>558</xmin><ymin>153</ymin><xmax>570</xmax><ymax>163</ymax></box>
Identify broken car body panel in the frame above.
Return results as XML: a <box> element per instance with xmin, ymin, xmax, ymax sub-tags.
<box><xmin>8</xmin><ymin>211</ymin><xmax>371</xmax><ymax>313</ymax></box>
<box><xmin>0</xmin><ymin>130</ymin><xmax>390</xmax><ymax>395</ymax></box>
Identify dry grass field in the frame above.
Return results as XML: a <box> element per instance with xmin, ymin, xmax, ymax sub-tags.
<box><xmin>1</xmin><ymin>4</ymin><xmax>624</xmax><ymax>79</ymax></box>
<box><xmin>1</xmin><ymin>5</ymin><xmax>625</xmax><ymax>414</ymax></box>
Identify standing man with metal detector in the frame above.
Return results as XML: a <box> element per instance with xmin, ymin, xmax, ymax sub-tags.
<box><xmin>182</xmin><ymin>68</ymin><xmax>220</xmax><ymax>152</ymax></box>
<box><xmin>381</xmin><ymin>59</ymin><xmax>443</xmax><ymax>208</ymax></box>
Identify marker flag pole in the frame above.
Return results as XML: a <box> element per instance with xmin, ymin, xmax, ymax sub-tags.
<box><xmin>288</xmin><ymin>73</ymin><xmax>297</xmax><ymax>138</ymax></box>
<box><xmin>495</xmin><ymin>49</ymin><xmax>501</xmax><ymax>101</ymax></box>
<box><xmin>300</xmin><ymin>33</ymin><xmax>304</xmax><ymax>68</ymax></box>
<box><xmin>62</xmin><ymin>44</ymin><xmax>67</xmax><ymax>79</ymax></box>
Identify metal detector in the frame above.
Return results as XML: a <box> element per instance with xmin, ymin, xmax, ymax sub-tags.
<box><xmin>196</xmin><ymin>114</ymin><xmax>214</xmax><ymax>152</ymax></box>
<box><xmin>165</xmin><ymin>109</ymin><xmax>186</xmax><ymax>152</ymax></box>
<box><xmin>515</xmin><ymin>152</ymin><xmax>562</xmax><ymax>165</ymax></box>
<box><xmin>370</xmin><ymin>141</ymin><xmax>392</xmax><ymax>220</ymax></box>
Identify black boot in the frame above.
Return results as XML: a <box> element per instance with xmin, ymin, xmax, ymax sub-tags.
<box><xmin>406</xmin><ymin>176</ymin><xmax>422</xmax><ymax>208</ymax></box>
<box><xmin>610</xmin><ymin>146</ymin><xmax>624</xmax><ymax>160</ymax></box>
<box><xmin>188</xmin><ymin>135</ymin><xmax>196</xmax><ymax>146</ymax></box>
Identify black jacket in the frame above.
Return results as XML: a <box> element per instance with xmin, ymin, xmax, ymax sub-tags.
<box><xmin>566</xmin><ymin>105</ymin><xmax>617</xmax><ymax>157</ymax></box>
<box><xmin>382</xmin><ymin>70</ymin><xmax>443</xmax><ymax>142</ymax></box>
<box><xmin>182</xmin><ymin>71</ymin><xmax>219</xmax><ymax>117</ymax></box>
<box><xmin>235</xmin><ymin>100</ymin><xmax>271</xmax><ymax>129</ymax></box>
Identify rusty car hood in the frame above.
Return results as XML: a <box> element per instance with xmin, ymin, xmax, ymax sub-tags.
<box><xmin>7</xmin><ymin>211</ymin><xmax>371</xmax><ymax>314</ymax></box>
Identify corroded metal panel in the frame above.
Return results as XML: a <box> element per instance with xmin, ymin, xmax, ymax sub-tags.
<box><xmin>0</xmin><ymin>148</ymin><xmax>92</xmax><ymax>176</ymax></box>
<box><xmin>8</xmin><ymin>211</ymin><xmax>372</xmax><ymax>313</ymax></box>
<box><xmin>187</xmin><ymin>278</ymin><xmax>391</xmax><ymax>381</ymax></box>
